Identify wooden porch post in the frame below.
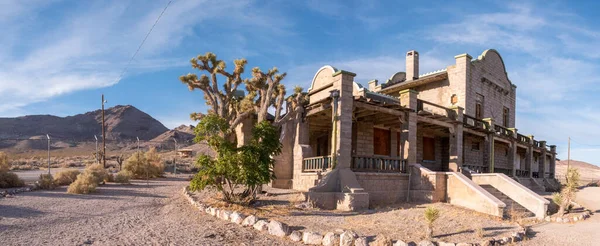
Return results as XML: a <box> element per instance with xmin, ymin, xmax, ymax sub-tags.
<box><xmin>540</xmin><ymin>141</ymin><xmax>547</xmax><ymax>178</ymax></box>
<box><xmin>526</xmin><ymin>135</ymin><xmax>534</xmax><ymax>178</ymax></box>
<box><xmin>449</xmin><ymin>106</ymin><xmax>464</xmax><ymax>172</ymax></box>
<box><xmin>549</xmin><ymin>145</ymin><xmax>557</xmax><ymax>178</ymax></box>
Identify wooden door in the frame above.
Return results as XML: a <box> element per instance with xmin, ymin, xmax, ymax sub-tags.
<box><xmin>373</xmin><ymin>128</ymin><xmax>390</xmax><ymax>156</ymax></box>
<box><xmin>423</xmin><ymin>137</ymin><xmax>435</xmax><ymax>161</ymax></box>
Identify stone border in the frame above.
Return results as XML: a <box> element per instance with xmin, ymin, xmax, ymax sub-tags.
<box><xmin>182</xmin><ymin>187</ymin><xmax>527</xmax><ymax>246</ymax></box>
<box><xmin>0</xmin><ymin>186</ymin><xmax>34</xmax><ymax>198</ymax></box>
<box><xmin>544</xmin><ymin>210</ymin><xmax>592</xmax><ymax>223</ymax></box>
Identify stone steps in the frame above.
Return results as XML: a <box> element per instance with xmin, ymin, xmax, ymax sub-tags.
<box><xmin>480</xmin><ymin>185</ymin><xmax>535</xmax><ymax>219</ymax></box>
<box><xmin>516</xmin><ymin>178</ymin><xmax>545</xmax><ymax>193</ymax></box>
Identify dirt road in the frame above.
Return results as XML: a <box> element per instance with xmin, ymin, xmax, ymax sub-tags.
<box><xmin>524</xmin><ymin>187</ymin><xmax>600</xmax><ymax>246</ymax></box>
<box><xmin>0</xmin><ymin>176</ymin><xmax>289</xmax><ymax>246</ymax></box>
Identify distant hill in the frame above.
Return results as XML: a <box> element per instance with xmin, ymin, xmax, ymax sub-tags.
<box><xmin>556</xmin><ymin>160</ymin><xmax>600</xmax><ymax>170</ymax></box>
<box><xmin>0</xmin><ymin>105</ymin><xmax>169</xmax><ymax>142</ymax></box>
<box><xmin>556</xmin><ymin>159</ymin><xmax>600</xmax><ymax>182</ymax></box>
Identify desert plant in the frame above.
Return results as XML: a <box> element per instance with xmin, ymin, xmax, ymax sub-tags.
<box><xmin>37</xmin><ymin>174</ymin><xmax>56</xmax><ymax>190</ymax></box>
<box><xmin>67</xmin><ymin>172</ymin><xmax>97</xmax><ymax>194</ymax></box>
<box><xmin>116</xmin><ymin>154</ymin><xmax>125</xmax><ymax>170</ymax></box>
<box><xmin>424</xmin><ymin>206</ymin><xmax>440</xmax><ymax>240</ymax></box>
<box><xmin>557</xmin><ymin>167</ymin><xmax>580</xmax><ymax>216</ymax></box>
<box><xmin>85</xmin><ymin>164</ymin><xmax>111</xmax><ymax>184</ymax></box>
<box><xmin>53</xmin><ymin>169</ymin><xmax>81</xmax><ymax>186</ymax></box>
<box><xmin>0</xmin><ymin>171</ymin><xmax>25</xmax><ymax>188</ymax></box>
<box><xmin>115</xmin><ymin>170</ymin><xmax>132</xmax><ymax>184</ymax></box>
<box><xmin>0</xmin><ymin>152</ymin><xmax>9</xmax><ymax>172</ymax></box>
<box><xmin>123</xmin><ymin>148</ymin><xmax>164</xmax><ymax>179</ymax></box>
<box><xmin>476</xmin><ymin>227</ymin><xmax>485</xmax><ymax>238</ymax></box>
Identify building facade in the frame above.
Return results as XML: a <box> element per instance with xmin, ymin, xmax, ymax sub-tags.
<box><xmin>271</xmin><ymin>49</ymin><xmax>556</xmax><ymax>217</ymax></box>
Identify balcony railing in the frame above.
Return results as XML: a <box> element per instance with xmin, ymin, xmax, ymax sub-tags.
<box><xmin>494</xmin><ymin>125</ymin><xmax>513</xmax><ymax>138</ymax></box>
<box><xmin>517</xmin><ymin>134</ymin><xmax>529</xmax><ymax>144</ymax></box>
<box><xmin>417</xmin><ymin>99</ymin><xmax>455</xmax><ymax>120</ymax></box>
<box><xmin>494</xmin><ymin>167</ymin><xmax>512</xmax><ymax>176</ymax></box>
<box><xmin>533</xmin><ymin>140</ymin><xmax>541</xmax><ymax>148</ymax></box>
<box><xmin>462</xmin><ymin>164</ymin><xmax>489</xmax><ymax>173</ymax></box>
<box><xmin>516</xmin><ymin>169</ymin><xmax>530</xmax><ymax>177</ymax></box>
<box><xmin>351</xmin><ymin>155</ymin><xmax>407</xmax><ymax>173</ymax></box>
<box><xmin>302</xmin><ymin>155</ymin><xmax>332</xmax><ymax>172</ymax></box>
<box><xmin>532</xmin><ymin>171</ymin><xmax>540</xmax><ymax>178</ymax></box>
<box><xmin>463</xmin><ymin>115</ymin><xmax>490</xmax><ymax>131</ymax></box>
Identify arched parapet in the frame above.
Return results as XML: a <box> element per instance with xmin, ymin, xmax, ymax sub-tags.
<box><xmin>308</xmin><ymin>65</ymin><xmax>339</xmax><ymax>93</ymax></box>
<box><xmin>386</xmin><ymin>71</ymin><xmax>406</xmax><ymax>84</ymax></box>
<box><xmin>474</xmin><ymin>49</ymin><xmax>514</xmax><ymax>89</ymax></box>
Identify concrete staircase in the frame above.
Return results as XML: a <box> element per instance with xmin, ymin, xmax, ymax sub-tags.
<box><xmin>516</xmin><ymin>178</ymin><xmax>545</xmax><ymax>193</ymax></box>
<box><xmin>480</xmin><ymin>184</ymin><xmax>535</xmax><ymax>219</ymax></box>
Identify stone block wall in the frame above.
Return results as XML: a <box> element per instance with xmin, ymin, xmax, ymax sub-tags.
<box><xmin>415</xmin><ymin>79</ymin><xmax>452</xmax><ymax>107</ymax></box>
<box><xmin>355</xmin><ymin>172</ymin><xmax>409</xmax><ymax>207</ymax></box>
<box><xmin>493</xmin><ymin>141</ymin><xmax>510</xmax><ymax>169</ymax></box>
<box><xmin>293</xmin><ymin>173</ymin><xmax>321</xmax><ymax>192</ymax></box>
<box><xmin>355</xmin><ymin>121</ymin><xmax>374</xmax><ymax>156</ymax></box>
<box><xmin>416</xmin><ymin>129</ymin><xmax>444</xmax><ymax>171</ymax></box>
<box><xmin>464</xmin><ymin>134</ymin><xmax>485</xmax><ymax>166</ymax></box>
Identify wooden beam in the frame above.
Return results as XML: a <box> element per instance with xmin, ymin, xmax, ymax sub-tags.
<box><xmin>464</xmin><ymin>128</ymin><xmax>487</xmax><ymax>137</ymax></box>
<box><xmin>355</xmin><ymin>111</ymin><xmax>378</xmax><ymax>119</ymax></box>
<box><xmin>306</xmin><ymin>103</ymin><xmax>331</xmax><ymax>117</ymax></box>
<box><xmin>354</xmin><ymin>101</ymin><xmax>404</xmax><ymax>117</ymax></box>
<box><xmin>417</xmin><ymin>115</ymin><xmax>453</xmax><ymax>129</ymax></box>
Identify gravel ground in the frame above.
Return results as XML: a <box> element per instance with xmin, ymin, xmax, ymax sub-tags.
<box><xmin>523</xmin><ymin>187</ymin><xmax>600</xmax><ymax>246</ymax></box>
<box><xmin>0</xmin><ymin>175</ymin><xmax>290</xmax><ymax>246</ymax></box>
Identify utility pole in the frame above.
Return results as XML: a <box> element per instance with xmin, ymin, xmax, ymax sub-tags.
<box><xmin>94</xmin><ymin>135</ymin><xmax>99</xmax><ymax>164</ymax></box>
<box><xmin>46</xmin><ymin>134</ymin><xmax>51</xmax><ymax>175</ymax></box>
<box><xmin>136</xmin><ymin>137</ymin><xmax>140</xmax><ymax>152</ymax></box>
<box><xmin>102</xmin><ymin>94</ymin><xmax>107</xmax><ymax>168</ymax></box>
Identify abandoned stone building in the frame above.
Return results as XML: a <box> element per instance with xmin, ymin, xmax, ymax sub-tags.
<box><xmin>271</xmin><ymin>49</ymin><xmax>557</xmax><ymax>219</ymax></box>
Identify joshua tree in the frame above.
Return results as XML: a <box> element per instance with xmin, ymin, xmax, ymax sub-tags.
<box><xmin>557</xmin><ymin>167</ymin><xmax>580</xmax><ymax>216</ymax></box>
<box><xmin>115</xmin><ymin>154</ymin><xmax>125</xmax><ymax>171</ymax></box>
<box><xmin>424</xmin><ymin>206</ymin><xmax>440</xmax><ymax>240</ymax></box>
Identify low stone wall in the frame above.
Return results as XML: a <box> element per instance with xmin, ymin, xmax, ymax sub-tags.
<box><xmin>355</xmin><ymin>172</ymin><xmax>409</xmax><ymax>207</ymax></box>
<box><xmin>293</xmin><ymin>172</ymin><xmax>321</xmax><ymax>191</ymax></box>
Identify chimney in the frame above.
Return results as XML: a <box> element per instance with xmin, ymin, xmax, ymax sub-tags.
<box><xmin>406</xmin><ymin>50</ymin><xmax>419</xmax><ymax>81</ymax></box>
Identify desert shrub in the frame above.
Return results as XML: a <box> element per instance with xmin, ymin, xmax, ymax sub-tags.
<box><xmin>0</xmin><ymin>152</ymin><xmax>9</xmax><ymax>172</ymax></box>
<box><xmin>189</xmin><ymin>116</ymin><xmax>282</xmax><ymax>204</ymax></box>
<box><xmin>123</xmin><ymin>148</ymin><xmax>164</xmax><ymax>179</ymax></box>
<box><xmin>37</xmin><ymin>174</ymin><xmax>56</xmax><ymax>190</ymax></box>
<box><xmin>557</xmin><ymin>167</ymin><xmax>580</xmax><ymax>216</ymax></box>
<box><xmin>85</xmin><ymin>164</ymin><xmax>111</xmax><ymax>184</ymax></box>
<box><xmin>0</xmin><ymin>171</ymin><xmax>25</xmax><ymax>188</ymax></box>
<box><xmin>67</xmin><ymin>173</ymin><xmax>97</xmax><ymax>194</ymax></box>
<box><xmin>424</xmin><ymin>206</ymin><xmax>440</xmax><ymax>240</ymax></box>
<box><xmin>476</xmin><ymin>227</ymin><xmax>485</xmax><ymax>238</ymax></box>
<box><xmin>53</xmin><ymin>170</ymin><xmax>81</xmax><ymax>186</ymax></box>
<box><xmin>115</xmin><ymin>170</ymin><xmax>132</xmax><ymax>184</ymax></box>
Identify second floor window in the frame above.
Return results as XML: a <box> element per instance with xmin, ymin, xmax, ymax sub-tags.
<box><xmin>503</xmin><ymin>107</ymin><xmax>509</xmax><ymax>127</ymax></box>
<box><xmin>476</xmin><ymin>94</ymin><xmax>484</xmax><ymax>119</ymax></box>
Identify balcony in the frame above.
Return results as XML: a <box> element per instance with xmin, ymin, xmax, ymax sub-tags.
<box><xmin>302</xmin><ymin>156</ymin><xmax>332</xmax><ymax>172</ymax></box>
<box><xmin>463</xmin><ymin>115</ymin><xmax>490</xmax><ymax>131</ymax></box>
<box><xmin>351</xmin><ymin>155</ymin><xmax>407</xmax><ymax>173</ymax></box>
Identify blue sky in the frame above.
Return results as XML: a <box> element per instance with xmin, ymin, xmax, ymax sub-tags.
<box><xmin>1</xmin><ymin>0</ymin><xmax>600</xmax><ymax>164</ymax></box>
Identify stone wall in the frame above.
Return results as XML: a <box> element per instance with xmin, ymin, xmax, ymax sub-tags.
<box><xmin>415</xmin><ymin>79</ymin><xmax>452</xmax><ymax>107</ymax></box>
<box><xmin>464</xmin><ymin>134</ymin><xmax>485</xmax><ymax>167</ymax></box>
<box><xmin>355</xmin><ymin>121</ymin><xmax>374</xmax><ymax>156</ymax></box>
<box><xmin>416</xmin><ymin>129</ymin><xmax>445</xmax><ymax>171</ymax></box>
<box><xmin>494</xmin><ymin>141</ymin><xmax>510</xmax><ymax>169</ymax></box>
<box><xmin>355</xmin><ymin>172</ymin><xmax>409</xmax><ymax>207</ymax></box>
<box><xmin>293</xmin><ymin>172</ymin><xmax>321</xmax><ymax>192</ymax></box>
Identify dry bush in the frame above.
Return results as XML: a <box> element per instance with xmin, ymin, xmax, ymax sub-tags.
<box><xmin>85</xmin><ymin>164</ymin><xmax>111</xmax><ymax>184</ymax></box>
<box><xmin>123</xmin><ymin>148</ymin><xmax>164</xmax><ymax>179</ymax></box>
<box><xmin>476</xmin><ymin>227</ymin><xmax>485</xmax><ymax>238</ymax></box>
<box><xmin>0</xmin><ymin>171</ymin><xmax>25</xmax><ymax>188</ymax></box>
<box><xmin>0</xmin><ymin>152</ymin><xmax>9</xmax><ymax>172</ymax></box>
<box><xmin>37</xmin><ymin>174</ymin><xmax>56</xmax><ymax>190</ymax></box>
<box><xmin>115</xmin><ymin>170</ymin><xmax>132</xmax><ymax>184</ymax></box>
<box><xmin>67</xmin><ymin>173</ymin><xmax>97</xmax><ymax>194</ymax></box>
<box><xmin>53</xmin><ymin>170</ymin><xmax>81</xmax><ymax>186</ymax></box>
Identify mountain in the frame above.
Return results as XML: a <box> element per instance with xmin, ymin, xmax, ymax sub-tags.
<box><xmin>148</xmin><ymin>124</ymin><xmax>196</xmax><ymax>145</ymax></box>
<box><xmin>556</xmin><ymin>159</ymin><xmax>600</xmax><ymax>183</ymax></box>
<box><xmin>0</xmin><ymin>105</ymin><xmax>169</xmax><ymax>141</ymax></box>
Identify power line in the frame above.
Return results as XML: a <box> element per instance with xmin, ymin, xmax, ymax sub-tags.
<box><xmin>568</xmin><ymin>138</ymin><xmax>600</xmax><ymax>147</ymax></box>
<box><xmin>112</xmin><ymin>0</ymin><xmax>173</xmax><ymax>84</ymax></box>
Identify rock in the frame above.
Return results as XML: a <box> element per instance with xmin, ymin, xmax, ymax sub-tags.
<box><xmin>511</xmin><ymin>232</ymin><xmax>522</xmax><ymax>242</ymax></box>
<box><xmin>253</xmin><ymin>220</ymin><xmax>269</xmax><ymax>231</ymax></box>
<box><xmin>456</xmin><ymin>243</ymin><xmax>471</xmax><ymax>246</ymax></box>
<box><xmin>479</xmin><ymin>240</ymin><xmax>493</xmax><ymax>246</ymax></box>
<box><xmin>302</xmin><ymin>231</ymin><xmax>323</xmax><ymax>245</ymax></box>
<box><xmin>340</xmin><ymin>230</ymin><xmax>359</xmax><ymax>246</ymax></box>
<box><xmin>393</xmin><ymin>240</ymin><xmax>410</xmax><ymax>246</ymax></box>
<box><xmin>574</xmin><ymin>216</ymin><xmax>579</xmax><ymax>222</ymax></box>
<box><xmin>289</xmin><ymin>230</ymin><xmax>302</xmax><ymax>242</ymax></box>
<box><xmin>295</xmin><ymin>201</ymin><xmax>312</xmax><ymax>209</ymax></box>
<box><xmin>267</xmin><ymin>220</ymin><xmax>289</xmax><ymax>237</ymax></box>
<box><xmin>545</xmin><ymin>216</ymin><xmax>551</xmax><ymax>222</ymax></box>
<box><xmin>438</xmin><ymin>242</ymin><xmax>455</xmax><ymax>246</ymax></box>
<box><xmin>555</xmin><ymin>217</ymin><xmax>563</xmax><ymax>223</ymax></box>
<box><xmin>219</xmin><ymin>210</ymin><xmax>232</xmax><ymax>221</ymax></box>
<box><xmin>209</xmin><ymin>207</ymin><xmax>218</xmax><ymax>216</ymax></box>
<box><xmin>370</xmin><ymin>234</ymin><xmax>392</xmax><ymax>246</ymax></box>
<box><xmin>417</xmin><ymin>241</ymin><xmax>435</xmax><ymax>246</ymax></box>
<box><xmin>321</xmin><ymin>232</ymin><xmax>339</xmax><ymax>246</ymax></box>
<box><xmin>242</xmin><ymin>215</ymin><xmax>257</xmax><ymax>227</ymax></box>
<box><xmin>230</xmin><ymin>212</ymin><xmax>245</xmax><ymax>224</ymax></box>
<box><xmin>354</xmin><ymin>237</ymin><xmax>369</xmax><ymax>246</ymax></box>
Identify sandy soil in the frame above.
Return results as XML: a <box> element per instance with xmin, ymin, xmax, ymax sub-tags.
<box><xmin>0</xmin><ymin>176</ymin><xmax>290</xmax><ymax>246</ymax></box>
<box><xmin>192</xmin><ymin>187</ymin><xmax>520</xmax><ymax>244</ymax></box>
<box><xmin>523</xmin><ymin>187</ymin><xmax>600</xmax><ymax>246</ymax></box>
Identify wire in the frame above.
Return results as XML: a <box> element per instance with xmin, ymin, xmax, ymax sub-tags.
<box><xmin>112</xmin><ymin>0</ymin><xmax>173</xmax><ymax>84</ymax></box>
<box><xmin>569</xmin><ymin>138</ymin><xmax>600</xmax><ymax>147</ymax></box>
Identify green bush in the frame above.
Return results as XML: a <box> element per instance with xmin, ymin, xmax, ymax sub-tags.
<box><xmin>67</xmin><ymin>172</ymin><xmax>97</xmax><ymax>194</ymax></box>
<box><xmin>424</xmin><ymin>206</ymin><xmax>440</xmax><ymax>240</ymax></box>
<box><xmin>123</xmin><ymin>148</ymin><xmax>164</xmax><ymax>179</ymax></box>
<box><xmin>0</xmin><ymin>171</ymin><xmax>25</xmax><ymax>188</ymax></box>
<box><xmin>115</xmin><ymin>170</ymin><xmax>132</xmax><ymax>184</ymax></box>
<box><xmin>53</xmin><ymin>170</ymin><xmax>81</xmax><ymax>186</ymax></box>
<box><xmin>37</xmin><ymin>174</ymin><xmax>56</xmax><ymax>190</ymax></box>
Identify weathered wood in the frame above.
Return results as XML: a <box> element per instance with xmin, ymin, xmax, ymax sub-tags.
<box><xmin>417</xmin><ymin>115</ymin><xmax>454</xmax><ymax>129</ymax></box>
<box><xmin>354</xmin><ymin>101</ymin><xmax>405</xmax><ymax>117</ymax></box>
